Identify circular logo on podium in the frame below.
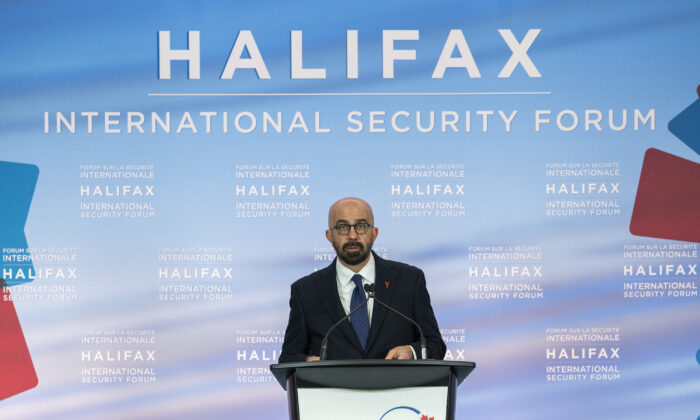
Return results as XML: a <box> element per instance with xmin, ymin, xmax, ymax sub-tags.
<box><xmin>379</xmin><ymin>406</ymin><xmax>434</xmax><ymax>420</ymax></box>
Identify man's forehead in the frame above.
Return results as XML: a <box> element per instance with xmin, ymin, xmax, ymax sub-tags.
<box><xmin>329</xmin><ymin>199</ymin><xmax>373</xmax><ymax>223</ymax></box>
<box><xmin>331</xmin><ymin>205</ymin><xmax>371</xmax><ymax>219</ymax></box>
<box><xmin>334</xmin><ymin>216</ymin><xmax>369</xmax><ymax>223</ymax></box>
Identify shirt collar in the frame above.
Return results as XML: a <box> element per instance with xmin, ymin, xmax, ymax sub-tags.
<box><xmin>335</xmin><ymin>252</ymin><xmax>375</xmax><ymax>286</ymax></box>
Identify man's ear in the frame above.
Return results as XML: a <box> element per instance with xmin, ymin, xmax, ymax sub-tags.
<box><xmin>325</xmin><ymin>229</ymin><xmax>333</xmax><ymax>243</ymax></box>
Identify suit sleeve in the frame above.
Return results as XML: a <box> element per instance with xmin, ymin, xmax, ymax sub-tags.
<box><xmin>410</xmin><ymin>269</ymin><xmax>446</xmax><ymax>360</ymax></box>
<box><xmin>279</xmin><ymin>282</ymin><xmax>312</xmax><ymax>363</ymax></box>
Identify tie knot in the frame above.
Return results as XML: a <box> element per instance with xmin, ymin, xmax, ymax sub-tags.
<box><xmin>351</xmin><ymin>274</ymin><xmax>364</xmax><ymax>290</ymax></box>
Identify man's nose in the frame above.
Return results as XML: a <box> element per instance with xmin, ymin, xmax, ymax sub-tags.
<box><xmin>347</xmin><ymin>225</ymin><xmax>359</xmax><ymax>238</ymax></box>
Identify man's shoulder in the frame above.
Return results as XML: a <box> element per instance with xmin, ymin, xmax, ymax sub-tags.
<box><xmin>375</xmin><ymin>256</ymin><xmax>425</xmax><ymax>292</ymax></box>
<box><xmin>375</xmin><ymin>254</ymin><xmax>423</xmax><ymax>275</ymax></box>
<box><xmin>291</xmin><ymin>263</ymin><xmax>334</xmax><ymax>289</ymax></box>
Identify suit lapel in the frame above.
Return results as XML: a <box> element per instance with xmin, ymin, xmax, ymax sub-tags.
<box><xmin>314</xmin><ymin>259</ymin><xmax>364</xmax><ymax>353</ymax></box>
<box><xmin>366</xmin><ymin>253</ymin><xmax>398</xmax><ymax>352</ymax></box>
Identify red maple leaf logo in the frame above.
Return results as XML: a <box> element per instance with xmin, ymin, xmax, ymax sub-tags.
<box><xmin>420</xmin><ymin>415</ymin><xmax>434</xmax><ymax>420</ymax></box>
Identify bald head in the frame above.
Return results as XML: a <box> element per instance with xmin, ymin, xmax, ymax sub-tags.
<box><xmin>328</xmin><ymin>197</ymin><xmax>374</xmax><ymax>228</ymax></box>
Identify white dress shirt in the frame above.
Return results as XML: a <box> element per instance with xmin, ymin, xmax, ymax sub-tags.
<box><xmin>334</xmin><ymin>254</ymin><xmax>417</xmax><ymax>359</ymax></box>
<box><xmin>335</xmin><ymin>253</ymin><xmax>375</xmax><ymax>325</ymax></box>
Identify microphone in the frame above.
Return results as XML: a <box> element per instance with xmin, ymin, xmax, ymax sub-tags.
<box><xmin>319</xmin><ymin>292</ymin><xmax>371</xmax><ymax>361</ymax></box>
<box><xmin>364</xmin><ymin>283</ymin><xmax>428</xmax><ymax>360</ymax></box>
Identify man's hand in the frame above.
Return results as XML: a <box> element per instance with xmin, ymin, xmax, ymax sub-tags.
<box><xmin>306</xmin><ymin>355</ymin><xmax>320</xmax><ymax>362</ymax></box>
<box><xmin>385</xmin><ymin>345</ymin><xmax>414</xmax><ymax>360</ymax></box>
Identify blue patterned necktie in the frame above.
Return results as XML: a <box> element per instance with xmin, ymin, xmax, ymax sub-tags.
<box><xmin>350</xmin><ymin>274</ymin><xmax>370</xmax><ymax>350</ymax></box>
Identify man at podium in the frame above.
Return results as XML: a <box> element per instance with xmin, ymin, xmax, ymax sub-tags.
<box><xmin>280</xmin><ymin>197</ymin><xmax>446</xmax><ymax>362</ymax></box>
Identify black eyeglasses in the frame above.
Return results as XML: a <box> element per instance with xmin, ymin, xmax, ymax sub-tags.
<box><xmin>331</xmin><ymin>222</ymin><xmax>373</xmax><ymax>236</ymax></box>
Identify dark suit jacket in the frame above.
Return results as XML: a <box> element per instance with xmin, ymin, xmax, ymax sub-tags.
<box><xmin>279</xmin><ymin>253</ymin><xmax>446</xmax><ymax>362</ymax></box>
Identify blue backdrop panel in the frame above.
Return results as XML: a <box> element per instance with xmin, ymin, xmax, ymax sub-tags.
<box><xmin>0</xmin><ymin>0</ymin><xmax>698</xmax><ymax>419</ymax></box>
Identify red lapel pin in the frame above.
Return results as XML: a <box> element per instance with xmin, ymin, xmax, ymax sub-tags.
<box><xmin>385</xmin><ymin>281</ymin><xmax>390</xmax><ymax>288</ymax></box>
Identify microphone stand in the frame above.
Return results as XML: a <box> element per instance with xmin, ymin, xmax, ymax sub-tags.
<box><xmin>319</xmin><ymin>294</ymin><xmax>371</xmax><ymax>361</ymax></box>
<box><xmin>364</xmin><ymin>284</ymin><xmax>427</xmax><ymax>360</ymax></box>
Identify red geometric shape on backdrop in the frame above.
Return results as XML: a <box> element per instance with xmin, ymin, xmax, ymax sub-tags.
<box><xmin>630</xmin><ymin>148</ymin><xmax>700</xmax><ymax>242</ymax></box>
<box><xmin>0</xmin><ymin>286</ymin><xmax>38</xmax><ymax>401</ymax></box>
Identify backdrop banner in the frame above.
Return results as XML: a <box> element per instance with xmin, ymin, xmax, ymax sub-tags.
<box><xmin>1</xmin><ymin>1</ymin><xmax>699</xmax><ymax>419</ymax></box>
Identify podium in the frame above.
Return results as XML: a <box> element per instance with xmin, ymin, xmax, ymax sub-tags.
<box><xmin>270</xmin><ymin>360</ymin><xmax>475</xmax><ymax>420</ymax></box>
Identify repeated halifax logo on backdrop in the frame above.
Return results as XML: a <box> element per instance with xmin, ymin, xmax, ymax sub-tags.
<box><xmin>544</xmin><ymin>161</ymin><xmax>621</xmax><ymax>218</ymax></box>
<box><xmin>80</xmin><ymin>329</ymin><xmax>157</xmax><ymax>385</ymax></box>
<box><xmin>234</xmin><ymin>163</ymin><xmax>311</xmax><ymax>219</ymax></box>
<box><xmin>158</xmin><ymin>247</ymin><xmax>234</xmax><ymax>302</ymax></box>
<box><xmin>6</xmin><ymin>246</ymin><xmax>78</xmax><ymax>304</ymax></box>
<box><xmin>467</xmin><ymin>244</ymin><xmax>544</xmax><ymax>301</ymax></box>
<box><xmin>622</xmin><ymin>241</ymin><xmax>697</xmax><ymax>299</ymax></box>
<box><xmin>389</xmin><ymin>163</ymin><xmax>465</xmax><ymax>218</ymax></box>
<box><xmin>544</xmin><ymin>327</ymin><xmax>622</xmax><ymax>383</ymax></box>
<box><xmin>79</xmin><ymin>163</ymin><xmax>155</xmax><ymax>220</ymax></box>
